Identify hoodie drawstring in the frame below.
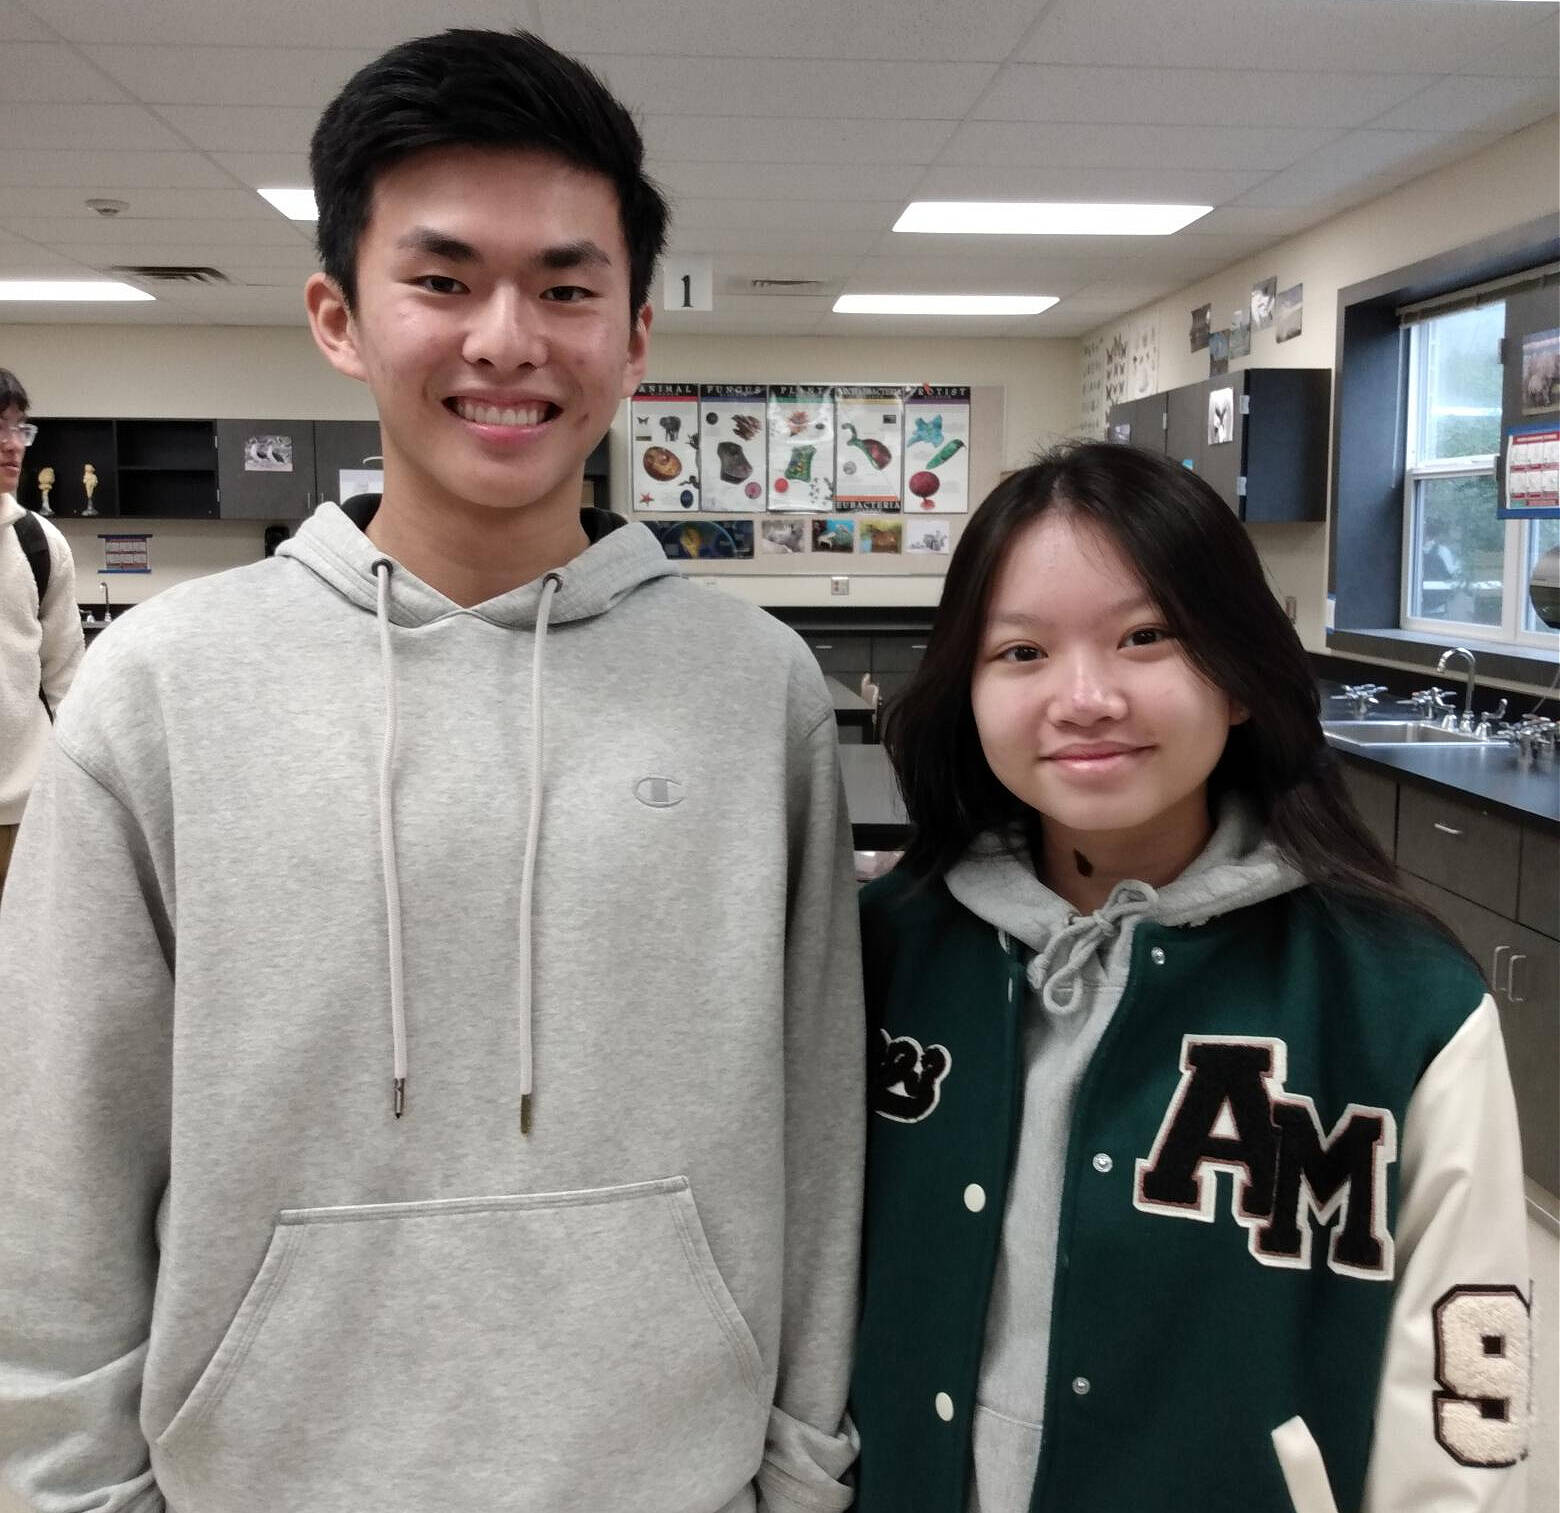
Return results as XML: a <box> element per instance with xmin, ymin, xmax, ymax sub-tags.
<box><xmin>1026</xmin><ymin>881</ymin><xmax>1159</xmax><ymax>1016</ymax></box>
<box><xmin>372</xmin><ymin>559</ymin><xmax>408</xmax><ymax>1117</ymax></box>
<box><xmin>517</xmin><ymin>572</ymin><xmax>561</xmax><ymax>1135</ymax></box>
<box><xmin>371</xmin><ymin>559</ymin><xmax>560</xmax><ymax>1130</ymax></box>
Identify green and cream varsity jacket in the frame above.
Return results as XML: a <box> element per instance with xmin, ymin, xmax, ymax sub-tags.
<box><xmin>852</xmin><ymin>865</ymin><xmax>1530</xmax><ymax>1513</ymax></box>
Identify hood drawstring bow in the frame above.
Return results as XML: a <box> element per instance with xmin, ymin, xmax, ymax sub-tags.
<box><xmin>1025</xmin><ymin>881</ymin><xmax>1159</xmax><ymax>1016</ymax></box>
<box><xmin>372</xmin><ymin>558</ymin><xmax>561</xmax><ymax>1127</ymax></box>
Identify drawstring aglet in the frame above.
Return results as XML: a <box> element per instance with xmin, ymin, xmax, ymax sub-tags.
<box><xmin>393</xmin><ymin>1077</ymin><xmax>406</xmax><ymax>1119</ymax></box>
<box><xmin>520</xmin><ymin>1093</ymin><xmax>532</xmax><ymax>1136</ymax></box>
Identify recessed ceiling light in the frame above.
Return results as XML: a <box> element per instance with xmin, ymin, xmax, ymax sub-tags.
<box><xmin>834</xmin><ymin>293</ymin><xmax>1059</xmax><ymax>316</ymax></box>
<box><xmin>894</xmin><ymin>201</ymin><xmax>1213</xmax><ymax>236</ymax></box>
<box><xmin>258</xmin><ymin>187</ymin><xmax>318</xmax><ymax>221</ymax></box>
<box><xmin>0</xmin><ymin>280</ymin><xmax>154</xmax><ymax>302</ymax></box>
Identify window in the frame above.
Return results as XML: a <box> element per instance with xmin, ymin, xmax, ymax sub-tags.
<box><xmin>1402</xmin><ymin>302</ymin><xmax>1554</xmax><ymax>649</ymax></box>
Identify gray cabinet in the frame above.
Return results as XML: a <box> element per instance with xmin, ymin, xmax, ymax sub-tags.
<box><xmin>1338</xmin><ymin>760</ymin><xmax>1398</xmax><ymax>859</ymax></box>
<box><xmin>216</xmin><ymin>421</ymin><xmax>317</xmax><ymax>521</ymax></box>
<box><xmin>1396</xmin><ymin>784</ymin><xmax>1522</xmax><ymax>918</ymax></box>
<box><xmin>1108</xmin><ymin>393</ymin><xmax>1166</xmax><ymax>452</ymax></box>
<box><xmin>313</xmin><ymin>420</ymin><xmax>384</xmax><ymax>508</ymax></box>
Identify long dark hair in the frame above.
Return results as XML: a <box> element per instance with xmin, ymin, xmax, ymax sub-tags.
<box><xmin>885</xmin><ymin>440</ymin><xmax>1464</xmax><ymax>947</ymax></box>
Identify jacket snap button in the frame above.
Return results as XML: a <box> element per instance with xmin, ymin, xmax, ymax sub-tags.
<box><xmin>1072</xmin><ymin>1376</ymin><xmax>1091</xmax><ymax>1396</ymax></box>
<box><xmin>935</xmin><ymin>1392</ymin><xmax>955</xmax><ymax>1421</ymax></box>
<box><xmin>1091</xmin><ymin>1153</ymin><xmax>1113</xmax><ymax>1174</ymax></box>
<box><xmin>1149</xmin><ymin>946</ymin><xmax>1166</xmax><ymax>965</ymax></box>
<box><xmin>963</xmin><ymin>1183</ymin><xmax>987</xmax><ymax>1212</ymax></box>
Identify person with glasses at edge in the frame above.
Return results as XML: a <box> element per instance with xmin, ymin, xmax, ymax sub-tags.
<box><xmin>0</xmin><ymin>366</ymin><xmax>84</xmax><ymax>896</ymax></box>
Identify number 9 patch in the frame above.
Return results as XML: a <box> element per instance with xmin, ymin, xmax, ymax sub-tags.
<box><xmin>1432</xmin><ymin>1285</ymin><xmax>1532</xmax><ymax>1467</ymax></box>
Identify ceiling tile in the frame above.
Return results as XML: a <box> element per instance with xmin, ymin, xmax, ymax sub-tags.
<box><xmin>1364</xmin><ymin>76</ymin><xmax>1558</xmax><ymax>135</ymax></box>
<box><xmin>1232</xmin><ymin>128</ymin><xmax>1459</xmax><ymax>209</ymax></box>
<box><xmin>153</xmin><ymin>105</ymin><xmax>319</xmax><ymax>154</ymax></box>
<box><xmin>908</xmin><ymin>161</ymin><xmax>1267</xmax><ymax>203</ymax></box>
<box><xmin>0</xmin><ymin>103</ymin><xmax>188</xmax><ymax>151</ymax></box>
<box><xmin>1018</xmin><ymin>0</ymin><xmax>1548</xmax><ymax>74</ymax></box>
<box><xmin>656</xmin><ymin>161</ymin><xmax>926</xmax><ymax>204</ymax></box>
<box><xmin>976</xmin><ymin>63</ymin><xmax>1429</xmax><ymax>129</ymax></box>
<box><xmin>0</xmin><ymin>42</ymin><xmax>132</xmax><ymax>102</ymax></box>
<box><xmin>669</xmin><ymin>197</ymin><xmax>905</xmax><ymax>232</ymax></box>
<box><xmin>0</xmin><ymin>187</ymin><xmax>278</xmax><ymax>220</ymax></box>
<box><xmin>47</xmin><ymin>241</ymin><xmax>320</xmax><ymax>270</ymax></box>
<box><xmin>664</xmin><ymin>227</ymin><xmax>884</xmax><ymax>256</ymax></box>
<box><xmin>81</xmin><ymin>44</ymin><xmax>377</xmax><ymax>107</ymax></box>
<box><xmin>938</xmin><ymin>120</ymin><xmax>1337</xmax><ymax>171</ymax></box>
<box><xmin>5</xmin><ymin>215</ymin><xmax>309</xmax><ymax>247</ymax></box>
<box><xmin>0</xmin><ymin>150</ymin><xmax>237</xmax><ymax>190</ymax></box>
<box><xmin>209</xmin><ymin>154</ymin><xmax>312</xmax><ymax>191</ymax></box>
<box><xmin>582</xmin><ymin>54</ymin><xmax>998</xmax><ymax>121</ymax></box>
<box><xmin>0</xmin><ymin>2</ymin><xmax>52</xmax><ymax>40</ymax></box>
<box><xmin>539</xmin><ymin>0</ymin><xmax>1039</xmax><ymax>60</ymax></box>
<box><xmin>640</xmin><ymin>115</ymin><xmax>959</xmax><ymax>166</ymax></box>
<box><xmin>1464</xmin><ymin>7</ymin><xmax>1560</xmax><ymax>76</ymax></box>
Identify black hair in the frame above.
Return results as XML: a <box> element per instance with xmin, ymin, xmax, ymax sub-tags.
<box><xmin>309</xmin><ymin>29</ymin><xmax>668</xmax><ymax>314</ymax></box>
<box><xmin>0</xmin><ymin>368</ymin><xmax>29</xmax><ymax>412</ymax></box>
<box><xmin>885</xmin><ymin>439</ymin><xmax>1466</xmax><ymax>949</ymax></box>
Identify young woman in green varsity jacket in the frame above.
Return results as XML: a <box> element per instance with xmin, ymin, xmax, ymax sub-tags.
<box><xmin>852</xmin><ymin>441</ymin><xmax>1530</xmax><ymax>1513</ymax></box>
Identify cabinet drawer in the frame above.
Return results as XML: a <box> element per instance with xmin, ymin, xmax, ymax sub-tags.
<box><xmin>802</xmin><ymin>635</ymin><xmax>871</xmax><ymax>677</ymax></box>
<box><xmin>1517</xmin><ymin>823</ymin><xmax>1559</xmax><ymax>940</ymax></box>
<box><xmin>1396</xmin><ymin>785</ymin><xmax>1520</xmax><ymax>917</ymax></box>
<box><xmin>871</xmin><ymin>634</ymin><xmax>929</xmax><ymax>675</ymax></box>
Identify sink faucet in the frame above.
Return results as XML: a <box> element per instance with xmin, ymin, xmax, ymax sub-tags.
<box><xmin>99</xmin><ymin>582</ymin><xmax>113</xmax><ymax>626</ymax></box>
<box><xmin>1435</xmin><ymin>646</ymin><xmax>1476</xmax><ymax>730</ymax></box>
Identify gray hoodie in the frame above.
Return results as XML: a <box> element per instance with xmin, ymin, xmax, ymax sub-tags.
<box><xmin>0</xmin><ymin>502</ymin><xmax>864</xmax><ymax>1513</ymax></box>
<box><xmin>942</xmin><ymin>800</ymin><xmax>1304</xmax><ymax>1513</ymax></box>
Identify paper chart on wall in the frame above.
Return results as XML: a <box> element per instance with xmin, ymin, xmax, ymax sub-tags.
<box><xmin>902</xmin><ymin>385</ymin><xmax>970</xmax><ymax>513</ymax></box>
<box><xmin>647</xmin><ymin>518</ymin><xmax>755</xmax><ymax>559</ymax></box>
<box><xmin>905</xmin><ymin>517</ymin><xmax>951</xmax><ymax>554</ymax></box>
<box><xmin>834</xmin><ymin>386</ymin><xmax>903</xmax><ymax>513</ymax></box>
<box><xmin>631</xmin><ymin>383</ymin><xmax>701</xmax><ymax>512</ymax></box>
<box><xmin>767</xmin><ymin>387</ymin><xmax>834</xmax><ymax>511</ymax></box>
<box><xmin>697</xmin><ymin>384</ymin><xmax>768</xmax><ymax>512</ymax></box>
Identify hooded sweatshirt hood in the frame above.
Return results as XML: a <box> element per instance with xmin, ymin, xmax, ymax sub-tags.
<box><xmin>276</xmin><ymin>500</ymin><xmax>680</xmax><ymax>1123</ymax></box>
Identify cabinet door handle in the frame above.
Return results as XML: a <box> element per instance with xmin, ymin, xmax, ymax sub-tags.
<box><xmin>1491</xmin><ymin>945</ymin><xmax>1511</xmax><ymax>989</ymax></box>
<box><xmin>1432</xmin><ymin>822</ymin><xmax>1463</xmax><ymax>837</ymax></box>
<box><xmin>1506</xmin><ymin>953</ymin><xmax>1526</xmax><ymax>1003</ymax></box>
<box><xmin>813</xmin><ymin>644</ymin><xmax>833</xmax><ymax>651</ymax></box>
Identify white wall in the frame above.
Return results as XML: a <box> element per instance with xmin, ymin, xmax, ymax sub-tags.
<box><xmin>1083</xmin><ymin>117</ymin><xmax>1560</xmax><ymax>662</ymax></box>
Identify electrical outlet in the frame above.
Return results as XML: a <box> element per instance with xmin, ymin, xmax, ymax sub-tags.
<box><xmin>1284</xmin><ymin>595</ymin><xmax>1297</xmax><ymax>622</ymax></box>
<box><xmin>831</xmin><ymin>575</ymin><xmax>850</xmax><ymax>596</ymax></box>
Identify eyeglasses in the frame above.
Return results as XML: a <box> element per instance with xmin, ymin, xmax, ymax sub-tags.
<box><xmin>0</xmin><ymin>422</ymin><xmax>38</xmax><ymax>446</ymax></box>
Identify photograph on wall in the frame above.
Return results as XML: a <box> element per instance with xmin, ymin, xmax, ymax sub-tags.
<box><xmin>759</xmin><ymin>518</ymin><xmax>808</xmax><ymax>554</ymax></box>
<box><xmin>1499</xmin><ymin>424</ymin><xmax>1560</xmax><ymax>518</ymax></box>
<box><xmin>647</xmin><ymin>518</ymin><xmax>755</xmax><ymax>560</ymax></box>
<box><xmin>903</xmin><ymin>384</ymin><xmax>971</xmax><ymax>513</ymax></box>
<box><xmin>631</xmin><ymin>383</ymin><xmax>701</xmax><ymax>511</ymax></box>
<box><xmin>905</xmin><ymin>518</ymin><xmax>951</xmax><ymax>554</ymax></box>
<box><xmin>1189</xmin><ymin>303</ymin><xmax>1211</xmax><ymax>352</ymax></box>
<box><xmin>697</xmin><ymin>384</ymin><xmax>768</xmax><ymax>512</ymax></box>
<box><xmin>1110</xmin><ymin>421</ymin><xmax>1131</xmax><ymax>444</ymax></box>
<box><xmin>834</xmin><ymin>385</ymin><xmax>904</xmax><ymax>511</ymax></box>
<box><xmin>243</xmin><ymin>434</ymin><xmax>293</xmax><ymax>472</ymax></box>
<box><xmin>1208</xmin><ymin>387</ymin><xmax>1235</xmax><ymax>446</ymax></box>
<box><xmin>811</xmin><ymin>517</ymin><xmax>855</xmax><ymax>553</ymax></box>
<box><xmin>857</xmin><ymin>518</ymin><xmax>903</xmax><ymax>554</ymax></box>
<box><xmin>1250</xmin><ymin>277</ymin><xmax>1277</xmax><ymax>330</ymax></box>
<box><xmin>1520</xmin><ymin>329</ymin><xmax>1560</xmax><ymax>415</ymax></box>
<box><xmin>1129</xmin><ymin>318</ymin><xmax>1159</xmax><ymax>399</ymax></box>
<box><xmin>767</xmin><ymin>385</ymin><xmax>834</xmax><ymax>511</ymax></box>
<box><xmin>1229</xmin><ymin>307</ymin><xmax>1251</xmax><ymax>359</ymax></box>
<box><xmin>1274</xmin><ymin>284</ymin><xmax>1303</xmax><ymax>343</ymax></box>
<box><xmin>1102</xmin><ymin>329</ymin><xmax>1129</xmax><ymax>417</ymax></box>
<box><xmin>1208</xmin><ymin>329</ymin><xmax>1230</xmax><ymax>377</ymax></box>
<box><xmin>1079</xmin><ymin>333</ymin><xmax>1107</xmax><ymax>438</ymax></box>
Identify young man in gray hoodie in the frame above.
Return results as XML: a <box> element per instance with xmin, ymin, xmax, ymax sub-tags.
<box><xmin>0</xmin><ymin>31</ymin><xmax>863</xmax><ymax>1513</ymax></box>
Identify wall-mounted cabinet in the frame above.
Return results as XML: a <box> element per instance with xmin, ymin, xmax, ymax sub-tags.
<box><xmin>1109</xmin><ymin>368</ymin><xmax>1332</xmax><ymax>523</ymax></box>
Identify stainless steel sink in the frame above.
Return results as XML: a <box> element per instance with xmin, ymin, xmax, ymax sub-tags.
<box><xmin>1322</xmin><ymin>720</ymin><xmax>1492</xmax><ymax>747</ymax></box>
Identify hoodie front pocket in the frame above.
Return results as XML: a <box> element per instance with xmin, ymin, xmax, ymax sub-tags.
<box><xmin>153</xmin><ymin>1177</ymin><xmax>768</xmax><ymax>1513</ymax></box>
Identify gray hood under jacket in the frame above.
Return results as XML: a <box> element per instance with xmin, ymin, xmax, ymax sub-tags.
<box><xmin>0</xmin><ymin>501</ymin><xmax>864</xmax><ymax>1513</ymax></box>
<box><xmin>943</xmin><ymin>800</ymin><xmax>1306</xmax><ymax>1513</ymax></box>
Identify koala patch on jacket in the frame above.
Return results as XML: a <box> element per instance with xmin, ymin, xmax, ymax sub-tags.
<box><xmin>872</xmin><ymin>1028</ymin><xmax>952</xmax><ymax>1123</ymax></box>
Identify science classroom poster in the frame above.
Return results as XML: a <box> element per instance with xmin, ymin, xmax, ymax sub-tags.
<box><xmin>902</xmin><ymin>385</ymin><xmax>971</xmax><ymax>513</ymax></box>
<box><xmin>631</xmin><ymin>383</ymin><xmax>701</xmax><ymax>512</ymax></box>
<box><xmin>833</xmin><ymin>386</ymin><xmax>904</xmax><ymax>513</ymax></box>
<box><xmin>767</xmin><ymin>386</ymin><xmax>834</xmax><ymax>511</ymax></box>
<box><xmin>697</xmin><ymin>384</ymin><xmax>767</xmax><ymax>512</ymax></box>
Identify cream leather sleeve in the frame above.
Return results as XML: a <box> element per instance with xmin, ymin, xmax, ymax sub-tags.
<box><xmin>1362</xmin><ymin>996</ymin><xmax>1531</xmax><ymax>1513</ymax></box>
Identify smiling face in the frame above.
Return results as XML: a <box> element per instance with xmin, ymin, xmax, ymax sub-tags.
<box><xmin>970</xmin><ymin>508</ymin><xmax>1245</xmax><ymax>872</ymax></box>
<box><xmin>306</xmin><ymin>145</ymin><xmax>649</xmax><ymax>530</ymax></box>
<box><xmin>0</xmin><ymin>405</ymin><xmax>26</xmax><ymax>496</ymax></box>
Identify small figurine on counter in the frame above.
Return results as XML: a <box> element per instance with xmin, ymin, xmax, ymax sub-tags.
<box><xmin>35</xmin><ymin>465</ymin><xmax>54</xmax><ymax>516</ymax></box>
<box><xmin>80</xmin><ymin>462</ymin><xmax>98</xmax><ymax>517</ymax></box>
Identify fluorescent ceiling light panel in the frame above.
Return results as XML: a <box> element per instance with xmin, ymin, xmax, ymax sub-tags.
<box><xmin>0</xmin><ymin>280</ymin><xmax>153</xmax><ymax>302</ymax></box>
<box><xmin>259</xmin><ymin>187</ymin><xmax>318</xmax><ymax>221</ymax></box>
<box><xmin>834</xmin><ymin>293</ymin><xmax>1058</xmax><ymax>316</ymax></box>
<box><xmin>895</xmin><ymin>201</ymin><xmax>1213</xmax><ymax>236</ymax></box>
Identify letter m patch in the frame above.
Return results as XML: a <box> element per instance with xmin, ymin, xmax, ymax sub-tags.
<box><xmin>1133</xmin><ymin>1035</ymin><xmax>1397</xmax><ymax>1281</ymax></box>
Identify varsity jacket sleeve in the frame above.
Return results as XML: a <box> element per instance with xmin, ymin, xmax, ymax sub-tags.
<box><xmin>38</xmin><ymin>520</ymin><xmax>85</xmax><ymax>711</ymax></box>
<box><xmin>1359</xmin><ymin>995</ymin><xmax>1531</xmax><ymax>1513</ymax></box>
<box><xmin>754</xmin><ymin>706</ymin><xmax>865</xmax><ymax>1513</ymax></box>
<box><xmin>0</xmin><ymin>730</ymin><xmax>174</xmax><ymax>1512</ymax></box>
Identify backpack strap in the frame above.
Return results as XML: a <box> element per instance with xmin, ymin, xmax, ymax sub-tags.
<box><xmin>12</xmin><ymin>511</ymin><xmax>55</xmax><ymax>720</ymax></box>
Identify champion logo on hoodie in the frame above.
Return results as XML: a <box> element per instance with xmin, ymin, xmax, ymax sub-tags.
<box><xmin>633</xmin><ymin>775</ymin><xmax>685</xmax><ymax>808</ymax></box>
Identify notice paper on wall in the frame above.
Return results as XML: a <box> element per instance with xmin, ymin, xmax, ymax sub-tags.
<box><xmin>631</xmin><ymin>383</ymin><xmax>701</xmax><ymax>512</ymax></box>
<box><xmin>902</xmin><ymin>385</ymin><xmax>971</xmax><ymax>513</ymax></box>
<box><xmin>1500</xmin><ymin>424</ymin><xmax>1560</xmax><ymax>518</ymax></box>
<box><xmin>99</xmin><ymin>532</ymin><xmax>150</xmax><ymax>573</ymax></box>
